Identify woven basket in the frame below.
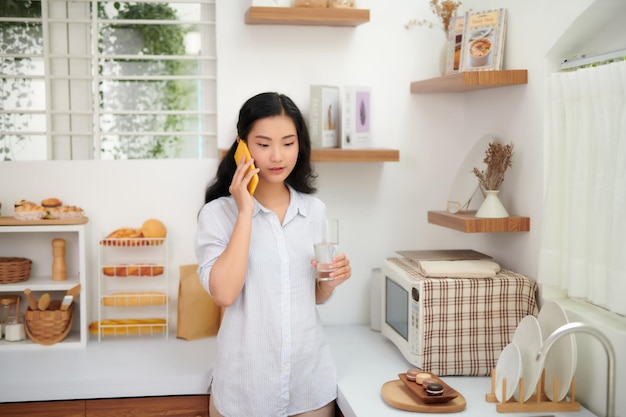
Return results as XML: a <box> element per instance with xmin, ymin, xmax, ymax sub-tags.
<box><xmin>0</xmin><ymin>257</ymin><xmax>32</xmax><ymax>284</ymax></box>
<box><xmin>25</xmin><ymin>300</ymin><xmax>75</xmax><ymax>345</ymax></box>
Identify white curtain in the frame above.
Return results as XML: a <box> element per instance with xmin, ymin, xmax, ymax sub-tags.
<box><xmin>539</xmin><ymin>59</ymin><xmax>626</xmax><ymax>316</ymax></box>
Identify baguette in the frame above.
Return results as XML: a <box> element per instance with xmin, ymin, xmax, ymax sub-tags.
<box><xmin>89</xmin><ymin>318</ymin><xmax>166</xmax><ymax>336</ymax></box>
<box><xmin>102</xmin><ymin>292</ymin><xmax>167</xmax><ymax>307</ymax></box>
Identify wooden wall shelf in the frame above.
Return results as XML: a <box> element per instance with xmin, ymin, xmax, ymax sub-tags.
<box><xmin>220</xmin><ymin>148</ymin><xmax>399</xmax><ymax>163</ymax></box>
<box><xmin>245</xmin><ymin>6</ymin><xmax>370</xmax><ymax>27</ymax></box>
<box><xmin>410</xmin><ymin>70</ymin><xmax>528</xmax><ymax>94</ymax></box>
<box><xmin>428</xmin><ymin>210</ymin><xmax>530</xmax><ymax>233</ymax></box>
<box><xmin>311</xmin><ymin>148</ymin><xmax>398</xmax><ymax>162</ymax></box>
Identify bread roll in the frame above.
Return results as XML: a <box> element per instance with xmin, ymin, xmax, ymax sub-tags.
<box><xmin>14</xmin><ymin>201</ymin><xmax>47</xmax><ymax>220</ymax></box>
<box><xmin>140</xmin><ymin>265</ymin><xmax>164</xmax><ymax>276</ymax></box>
<box><xmin>41</xmin><ymin>198</ymin><xmax>62</xmax><ymax>208</ymax></box>
<box><xmin>141</xmin><ymin>218</ymin><xmax>167</xmax><ymax>238</ymax></box>
<box><xmin>102</xmin><ymin>266</ymin><xmax>116</xmax><ymax>276</ymax></box>
<box><xmin>102</xmin><ymin>264</ymin><xmax>163</xmax><ymax>277</ymax></box>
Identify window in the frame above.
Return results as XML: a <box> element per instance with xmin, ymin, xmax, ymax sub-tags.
<box><xmin>539</xmin><ymin>55</ymin><xmax>626</xmax><ymax>316</ymax></box>
<box><xmin>0</xmin><ymin>0</ymin><xmax>216</xmax><ymax>161</ymax></box>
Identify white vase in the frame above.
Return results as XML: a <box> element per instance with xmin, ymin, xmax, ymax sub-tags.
<box><xmin>475</xmin><ymin>190</ymin><xmax>509</xmax><ymax>218</ymax></box>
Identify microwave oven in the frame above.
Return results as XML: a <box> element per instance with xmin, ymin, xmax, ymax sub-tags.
<box><xmin>381</xmin><ymin>258</ymin><xmax>424</xmax><ymax>369</ymax></box>
<box><xmin>380</xmin><ymin>256</ymin><xmax>539</xmax><ymax>376</ymax></box>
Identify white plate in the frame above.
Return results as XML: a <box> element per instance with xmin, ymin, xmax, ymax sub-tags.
<box><xmin>495</xmin><ymin>343</ymin><xmax>521</xmax><ymax>403</ymax></box>
<box><xmin>537</xmin><ymin>300</ymin><xmax>577</xmax><ymax>401</ymax></box>
<box><xmin>447</xmin><ymin>134</ymin><xmax>493</xmax><ymax>212</ymax></box>
<box><xmin>511</xmin><ymin>315</ymin><xmax>543</xmax><ymax>402</ymax></box>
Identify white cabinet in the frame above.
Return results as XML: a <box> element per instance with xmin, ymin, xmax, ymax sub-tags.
<box><xmin>96</xmin><ymin>237</ymin><xmax>169</xmax><ymax>341</ymax></box>
<box><xmin>0</xmin><ymin>217</ymin><xmax>88</xmax><ymax>349</ymax></box>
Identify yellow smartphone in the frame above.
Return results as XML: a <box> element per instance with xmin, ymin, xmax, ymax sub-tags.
<box><xmin>234</xmin><ymin>140</ymin><xmax>259</xmax><ymax>196</ymax></box>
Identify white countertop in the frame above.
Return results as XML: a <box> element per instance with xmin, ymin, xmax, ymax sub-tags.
<box><xmin>0</xmin><ymin>326</ymin><xmax>597</xmax><ymax>417</ymax></box>
<box><xmin>0</xmin><ymin>335</ymin><xmax>217</xmax><ymax>402</ymax></box>
<box><xmin>325</xmin><ymin>326</ymin><xmax>596</xmax><ymax>417</ymax></box>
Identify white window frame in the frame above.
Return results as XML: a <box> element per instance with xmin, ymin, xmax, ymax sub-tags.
<box><xmin>0</xmin><ymin>0</ymin><xmax>217</xmax><ymax>160</ymax></box>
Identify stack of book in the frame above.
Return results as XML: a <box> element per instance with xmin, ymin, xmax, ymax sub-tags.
<box><xmin>309</xmin><ymin>85</ymin><xmax>371</xmax><ymax>149</ymax></box>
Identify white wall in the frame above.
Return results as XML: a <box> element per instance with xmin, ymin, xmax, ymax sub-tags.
<box><xmin>212</xmin><ymin>0</ymin><xmax>614</xmax><ymax>324</ymax></box>
<box><xmin>0</xmin><ymin>160</ymin><xmax>214</xmax><ymax>325</ymax></box>
<box><xmin>1</xmin><ymin>0</ymin><xmax>624</xmax><ymax>415</ymax></box>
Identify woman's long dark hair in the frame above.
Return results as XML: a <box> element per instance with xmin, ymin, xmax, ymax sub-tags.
<box><xmin>203</xmin><ymin>92</ymin><xmax>317</xmax><ymax>204</ymax></box>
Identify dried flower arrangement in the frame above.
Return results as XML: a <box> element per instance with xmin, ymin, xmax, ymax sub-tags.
<box><xmin>473</xmin><ymin>142</ymin><xmax>514</xmax><ymax>191</ymax></box>
<box><xmin>405</xmin><ymin>0</ymin><xmax>463</xmax><ymax>34</ymax></box>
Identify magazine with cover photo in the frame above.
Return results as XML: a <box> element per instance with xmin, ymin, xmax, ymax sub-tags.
<box><xmin>459</xmin><ymin>8</ymin><xmax>507</xmax><ymax>72</ymax></box>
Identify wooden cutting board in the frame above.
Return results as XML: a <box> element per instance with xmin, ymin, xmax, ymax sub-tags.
<box><xmin>381</xmin><ymin>380</ymin><xmax>467</xmax><ymax>413</ymax></box>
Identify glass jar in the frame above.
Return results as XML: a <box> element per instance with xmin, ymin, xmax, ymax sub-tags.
<box><xmin>4</xmin><ymin>313</ymin><xmax>25</xmax><ymax>342</ymax></box>
<box><xmin>0</xmin><ymin>296</ymin><xmax>18</xmax><ymax>339</ymax></box>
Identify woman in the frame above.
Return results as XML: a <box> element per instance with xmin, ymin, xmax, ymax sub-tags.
<box><xmin>195</xmin><ymin>92</ymin><xmax>352</xmax><ymax>417</ymax></box>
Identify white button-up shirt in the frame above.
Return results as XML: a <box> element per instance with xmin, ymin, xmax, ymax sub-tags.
<box><xmin>195</xmin><ymin>187</ymin><xmax>337</xmax><ymax>417</ymax></box>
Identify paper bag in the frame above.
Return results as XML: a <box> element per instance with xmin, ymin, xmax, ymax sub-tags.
<box><xmin>177</xmin><ymin>264</ymin><xmax>224</xmax><ymax>340</ymax></box>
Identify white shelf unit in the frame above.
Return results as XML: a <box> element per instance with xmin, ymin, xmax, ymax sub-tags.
<box><xmin>96</xmin><ymin>237</ymin><xmax>169</xmax><ymax>342</ymax></box>
<box><xmin>0</xmin><ymin>219</ymin><xmax>88</xmax><ymax>350</ymax></box>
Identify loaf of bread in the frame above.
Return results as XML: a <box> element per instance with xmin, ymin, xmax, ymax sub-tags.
<box><xmin>89</xmin><ymin>318</ymin><xmax>166</xmax><ymax>336</ymax></box>
<box><xmin>100</xmin><ymin>227</ymin><xmax>166</xmax><ymax>246</ymax></box>
<box><xmin>102</xmin><ymin>264</ymin><xmax>164</xmax><ymax>277</ymax></box>
<box><xmin>100</xmin><ymin>227</ymin><xmax>144</xmax><ymax>246</ymax></box>
<box><xmin>14</xmin><ymin>201</ymin><xmax>47</xmax><ymax>220</ymax></box>
<box><xmin>102</xmin><ymin>292</ymin><xmax>167</xmax><ymax>307</ymax></box>
<box><xmin>46</xmin><ymin>205</ymin><xmax>85</xmax><ymax>219</ymax></box>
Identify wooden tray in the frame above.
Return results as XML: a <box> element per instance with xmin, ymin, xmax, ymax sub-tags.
<box><xmin>0</xmin><ymin>216</ymin><xmax>88</xmax><ymax>226</ymax></box>
<box><xmin>399</xmin><ymin>373</ymin><xmax>459</xmax><ymax>404</ymax></box>
<box><xmin>382</xmin><ymin>379</ymin><xmax>466</xmax><ymax>413</ymax></box>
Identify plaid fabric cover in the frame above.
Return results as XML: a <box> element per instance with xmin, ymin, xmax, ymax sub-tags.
<box><xmin>388</xmin><ymin>257</ymin><xmax>538</xmax><ymax>376</ymax></box>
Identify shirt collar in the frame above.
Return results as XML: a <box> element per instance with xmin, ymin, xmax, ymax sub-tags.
<box><xmin>254</xmin><ymin>185</ymin><xmax>308</xmax><ymax>223</ymax></box>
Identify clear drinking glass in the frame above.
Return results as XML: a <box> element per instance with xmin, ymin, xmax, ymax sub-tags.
<box><xmin>314</xmin><ymin>218</ymin><xmax>339</xmax><ymax>281</ymax></box>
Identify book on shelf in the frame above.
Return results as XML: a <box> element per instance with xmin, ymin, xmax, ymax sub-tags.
<box><xmin>445</xmin><ymin>15</ymin><xmax>465</xmax><ymax>74</ymax></box>
<box><xmin>340</xmin><ymin>86</ymin><xmax>371</xmax><ymax>149</ymax></box>
<box><xmin>309</xmin><ymin>85</ymin><xmax>340</xmax><ymax>149</ymax></box>
<box><xmin>459</xmin><ymin>8</ymin><xmax>507</xmax><ymax>72</ymax></box>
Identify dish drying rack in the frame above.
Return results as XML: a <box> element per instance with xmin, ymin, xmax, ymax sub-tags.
<box><xmin>486</xmin><ymin>368</ymin><xmax>580</xmax><ymax>413</ymax></box>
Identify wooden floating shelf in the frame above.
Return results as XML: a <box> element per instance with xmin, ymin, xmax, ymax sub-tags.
<box><xmin>410</xmin><ymin>70</ymin><xmax>528</xmax><ymax>94</ymax></box>
<box><xmin>245</xmin><ymin>6</ymin><xmax>370</xmax><ymax>27</ymax></box>
<box><xmin>220</xmin><ymin>148</ymin><xmax>399</xmax><ymax>163</ymax></box>
<box><xmin>311</xmin><ymin>148</ymin><xmax>398</xmax><ymax>162</ymax></box>
<box><xmin>428</xmin><ymin>210</ymin><xmax>530</xmax><ymax>233</ymax></box>
<box><xmin>0</xmin><ymin>216</ymin><xmax>89</xmax><ymax>226</ymax></box>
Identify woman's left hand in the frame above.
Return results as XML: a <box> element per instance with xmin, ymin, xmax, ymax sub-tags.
<box><xmin>312</xmin><ymin>253</ymin><xmax>351</xmax><ymax>290</ymax></box>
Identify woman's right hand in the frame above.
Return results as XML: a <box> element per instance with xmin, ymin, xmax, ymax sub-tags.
<box><xmin>229</xmin><ymin>155</ymin><xmax>259</xmax><ymax>213</ymax></box>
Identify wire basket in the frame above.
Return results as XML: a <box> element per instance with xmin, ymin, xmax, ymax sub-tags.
<box><xmin>25</xmin><ymin>300</ymin><xmax>75</xmax><ymax>345</ymax></box>
<box><xmin>0</xmin><ymin>257</ymin><xmax>32</xmax><ymax>284</ymax></box>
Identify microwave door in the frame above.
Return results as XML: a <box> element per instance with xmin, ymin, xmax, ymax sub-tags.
<box><xmin>385</xmin><ymin>277</ymin><xmax>409</xmax><ymax>341</ymax></box>
<box><xmin>382</xmin><ymin>272</ymin><xmax>422</xmax><ymax>368</ymax></box>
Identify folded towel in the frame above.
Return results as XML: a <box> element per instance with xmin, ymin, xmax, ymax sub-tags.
<box><xmin>417</xmin><ymin>259</ymin><xmax>501</xmax><ymax>278</ymax></box>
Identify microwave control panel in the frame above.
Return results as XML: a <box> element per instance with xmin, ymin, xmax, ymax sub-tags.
<box><xmin>409</xmin><ymin>295</ymin><xmax>420</xmax><ymax>354</ymax></box>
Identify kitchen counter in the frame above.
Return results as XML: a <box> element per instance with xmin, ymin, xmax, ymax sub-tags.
<box><xmin>326</xmin><ymin>326</ymin><xmax>596</xmax><ymax>417</ymax></box>
<box><xmin>0</xmin><ymin>326</ymin><xmax>597</xmax><ymax>417</ymax></box>
<box><xmin>0</xmin><ymin>335</ymin><xmax>217</xmax><ymax>402</ymax></box>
